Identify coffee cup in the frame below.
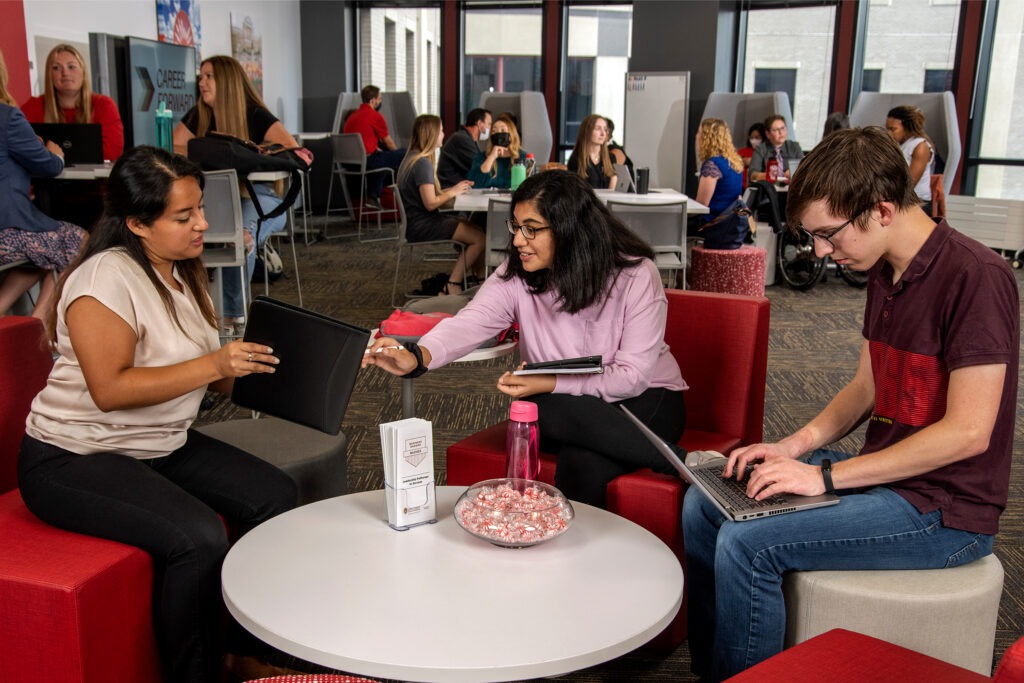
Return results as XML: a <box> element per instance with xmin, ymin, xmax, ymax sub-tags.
<box><xmin>635</xmin><ymin>167</ymin><xmax>650</xmax><ymax>194</ymax></box>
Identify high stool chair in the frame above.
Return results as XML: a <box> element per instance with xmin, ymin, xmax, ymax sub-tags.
<box><xmin>783</xmin><ymin>554</ymin><xmax>1004</xmax><ymax>675</ymax></box>
<box><xmin>689</xmin><ymin>244</ymin><xmax>767</xmax><ymax>296</ymax></box>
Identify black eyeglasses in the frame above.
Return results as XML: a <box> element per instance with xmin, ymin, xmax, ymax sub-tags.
<box><xmin>799</xmin><ymin>215</ymin><xmax>859</xmax><ymax>248</ymax></box>
<box><xmin>506</xmin><ymin>218</ymin><xmax>550</xmax><ymax>240</ymax></box>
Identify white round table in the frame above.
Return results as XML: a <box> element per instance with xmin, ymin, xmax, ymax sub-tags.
<box><xmin>222</xmin><ymin>487</ymin><xmax>683</xmax><ymax>682</ymax></box>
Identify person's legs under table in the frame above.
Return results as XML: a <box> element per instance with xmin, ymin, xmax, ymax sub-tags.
<box><xmin>17</xmin><ymin>431</ymin><xmax>296</xmax><ymax>683</ymax></box>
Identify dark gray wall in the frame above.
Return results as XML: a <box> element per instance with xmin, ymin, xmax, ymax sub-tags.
<box><xmin>630</xmin><ymin>0</ymin><xmax>739</xmax><ymax>196</ymax></box>
<box><xmin>300</xmin><ymin>0</ymin><xmax>356</xmax><ymax>132</ymax></box>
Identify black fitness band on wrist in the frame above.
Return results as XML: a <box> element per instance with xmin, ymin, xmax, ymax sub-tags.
<box><xmin>821</xmin><ymin>458</ymin><xmax>836</xmax><ymax>494</ymax></box>
<box><xmin>400</xmin><ymin>340</ymin><xmax>429</xmax><ymax>379</ymax></box>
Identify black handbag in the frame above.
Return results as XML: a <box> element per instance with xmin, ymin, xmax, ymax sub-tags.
<box><xmin>187</xmin><ymin>133</ymin><xmax>313</xmax><ymax>243</ymax></box>
<box><xmin>698</xmin><ymin>196</ymin><xmax>753</xmax><ymax>250</ymax></box>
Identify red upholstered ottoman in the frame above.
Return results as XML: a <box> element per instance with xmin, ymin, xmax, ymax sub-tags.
<box><xmin>689</xmin><ymin>244</ymin><xmax>767</xmax><ymax>297</ymax></box>
<box><xmin>723</xmin><ymin>628</ymin><xmax>994</xmax><ymax>682</ymax></box>
<box><xmin>0</xmin><ymin>490</ymin><xmax>161</xmax><ymax>683</ymax></box>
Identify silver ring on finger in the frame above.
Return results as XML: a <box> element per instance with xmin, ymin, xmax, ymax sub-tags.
<box><xmin>248</xmin><ymin>352</ymin><xmax>254</xmax><ymax>362</ymax></box>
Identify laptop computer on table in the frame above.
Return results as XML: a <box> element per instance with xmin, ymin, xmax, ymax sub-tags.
<box><xmin>620</xmin><ymin>405</ymin><xmax>840</xmax><ymax>522</ymax></box>
<box><xmin>30</xmin><ymin>123</ymin><xmax>105</xmax><ymax>166</ymax></box>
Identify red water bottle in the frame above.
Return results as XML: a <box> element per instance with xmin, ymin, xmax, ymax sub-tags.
<box><xmin>505</xmin><ymin>401</ymin><xmax>540</xmax><ymax>480</ymax></box>
<box><xmin>766</xmin><ymin>157</ymin><xmax>779</xmax><ymax>183</ymax></box>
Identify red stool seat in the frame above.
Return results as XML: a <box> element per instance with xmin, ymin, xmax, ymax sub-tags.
<box><xmin>690</xmin><ymin>244</ymin><xmax>767</xmax><ymax>296</ymax></box>
<box><xmin>0</xmin><ymin>489</ymin><xmax>160</xmax><ymax>682</ymax></box>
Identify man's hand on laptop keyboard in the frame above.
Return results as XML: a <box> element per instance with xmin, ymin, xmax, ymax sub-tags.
<box><xmin>742</xmin><ymin>457</ymin><xmax>831</xmax><ymax>500</ymax></box>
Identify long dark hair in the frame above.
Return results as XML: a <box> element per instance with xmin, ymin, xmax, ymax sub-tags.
<box><xmin>502</xmin><ymin>171</ymin><xmax>654</xmax><ymax>314</ymax></box>
<box><xmin>46</xmin><ymin>146</ymin><xmax>215</xmax><ymax>343</ymax></box>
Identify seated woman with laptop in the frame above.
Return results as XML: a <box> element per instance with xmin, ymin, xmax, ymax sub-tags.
<box><xmin>20</xmin><ymin>44</ymin><xmax>124</xmax><ymax>162</ymax></box>
<box><xmin>364</xmin><ymin>170</ymin><xmax>687</xmax><ymax>507</ymax></box>
<box><xmin>566</xmin><ymin>114</ymin><xmax>618</xmax><ymax>190</ymax></box>
<box><xmin>467</xmin><ymin>113</ymin><xmax>528</xmax><ymax>189</ymax></box>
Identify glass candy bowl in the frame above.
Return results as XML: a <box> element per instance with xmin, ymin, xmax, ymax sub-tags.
<box><xmin>454</xmin><ymin>478</ymin><xmax>575</xmax><ymax>548</ymax></box>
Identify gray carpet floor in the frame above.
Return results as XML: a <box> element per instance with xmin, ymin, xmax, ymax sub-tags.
<box><xmin>199</xmin><ymin>215</ymin><xmax>1024</xmax><ymax>681</ymax></box>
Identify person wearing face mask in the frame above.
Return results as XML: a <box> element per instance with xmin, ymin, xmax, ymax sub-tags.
<box><xmin>737</xmin><ymin>122</ymin><xmax>766</xmax><ymax>188</ymax></box>
<box><xmin>438</xmin><ymin>108</ymin><xmax>492</xmax><ymax>187</ymax></box>
<box><xmin>343</xmin><ymin>84</ymin><xmax>406</xmax><ymax>210</ymax></box>
<box><xmin>466</xmin><ymin>113</ymin><xmax>528</xmax><ymax>189</ymax></box>
<box><xmin>750</xmin><ymin>115</ymin><xmax>803</xmax><ymax>184</ymax></box>
<box><xmin>21</xmin><ymin>44</ymin><xmax>124</xmax><ymax>162</ymax></box>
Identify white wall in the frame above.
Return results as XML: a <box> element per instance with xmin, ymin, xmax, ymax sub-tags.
<box><xmin>21</xmin><ymin>0</ymin><xmax>303</xmax><ymax>132</ymax></box>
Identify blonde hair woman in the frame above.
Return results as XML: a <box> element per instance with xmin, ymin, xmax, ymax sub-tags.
<box><xmin>172</xmin><ymin>55</ymin><xmax>299</xmax><ymax>333</ymax></box>
<box><xmin>694</xmin><ymin>117</ymin><xmax>744</xmax><ymax>222</ymax></box>
<box><xmin>467</xmin><ymin>113</ymin><xmax>527</xmax><ymax>189</ymax></box>
<box><xmin>567</xmin><ymin>114</ymin><xmax>616</xmax><ymax>190</ymax></box>
<box><xmin>397</xmin><ymin>114</ymin><xmax>484</xmax><ymax>295</ymax></box>
<box><xmin>20</xmin><ymin>44</ymin><xmax>124</xmax><ymax>160</ymax></box>
<box><xmin>0</xmin><ymin>49</ymin><xmax>15</xmax><ymax>106</ymax></box>
<box><xmin>0</xmin><ymin>47</ymin><xmax>87</xmax><ymax>317</ymax></box>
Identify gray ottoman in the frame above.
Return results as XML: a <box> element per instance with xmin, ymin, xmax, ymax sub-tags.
<box><xmin>783</xmin><ymin>553</ymin><xmax>1004</xmax><ymax>674</ymax></box>
<box><xmin>198</xmin><ymin>417</ymin><xmax>348</xmax><ymax>505</ymax></box>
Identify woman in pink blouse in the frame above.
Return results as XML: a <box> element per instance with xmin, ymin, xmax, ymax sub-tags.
<box><xmin>364</xmin><ymin>171</ymin><xmax>687</xmax><ymax>506</ymax></box>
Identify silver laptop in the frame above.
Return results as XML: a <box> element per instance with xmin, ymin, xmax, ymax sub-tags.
<box><xmin>620</xmin><ymin>405</ymin><xmax>840</xmax><ymax>522</ymax></box>
<box><xmin>613</xmin><ymin>163</ymin><xmax>634</xmax><ymax>193</ymax></box>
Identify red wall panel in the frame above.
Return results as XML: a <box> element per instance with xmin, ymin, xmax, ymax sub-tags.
<box><xmin>0</xmin><ymin>1</ymin><xmax>30</xmax><ymax>104</ymax></box>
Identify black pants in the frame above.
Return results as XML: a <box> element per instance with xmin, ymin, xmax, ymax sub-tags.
<box><xmin>531</xmin><ymin>387</ymin><xmax>686</xmax><ymax>507</ymax></box>
<box><xmin>18</xmin><ymin>430</ymin><xmax>298</xmax><ymax>683</ymax></box>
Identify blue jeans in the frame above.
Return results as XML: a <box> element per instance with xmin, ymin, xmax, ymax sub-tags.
<box><xmin>223</xmin><ymin>183</ymin><xmax>286</xmax><ymax>318</ymax></box>
<box><xmin>682</xmin><ymin>449</ymin><xmax>994</xmax><ymax>682</ymax></box>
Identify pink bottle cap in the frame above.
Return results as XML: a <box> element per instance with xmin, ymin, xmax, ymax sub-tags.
<box><xmin>509</xmin><ymin>400</ymin><xmax>538</xmax><ymax>422</ymax></box>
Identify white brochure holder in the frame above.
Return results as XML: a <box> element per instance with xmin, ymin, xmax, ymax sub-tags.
<box><xmin>380</xmin><ymin>418</ymin><xmax>437</xmax><ymax>530</ymax></box>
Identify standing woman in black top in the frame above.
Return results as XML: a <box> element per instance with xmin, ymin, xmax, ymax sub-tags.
<box><xmin>172</xmin><ymin>55</ymin><xmax>298</xmax><ymax>334</ymax></box>
<box><xmin>567</xmin><ymin>114</ymin><xmax>617</xmax><ymax>190</ymax></box>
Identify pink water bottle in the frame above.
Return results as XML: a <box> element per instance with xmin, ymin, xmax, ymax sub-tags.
<box><xmin>505</xmin><ymin>401</ymin><xmax>540</xmax><ymax>480</ymax></box>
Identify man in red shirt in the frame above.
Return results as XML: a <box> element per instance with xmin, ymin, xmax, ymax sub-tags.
<box><xmin>343</xmin><ymin>84</ymin><xmax>405</xmax><ymax>209</ymax></box>
<box><xmin>683</xmin><ymin>126</ymin><xmax>1019</xmax><ymax>682</ymax></box>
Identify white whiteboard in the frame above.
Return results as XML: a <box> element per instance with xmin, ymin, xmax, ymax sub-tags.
<box><xmin>623</xmin><ymin>71</ymin><xmax>690</xmax><ymax>192</ymax></box>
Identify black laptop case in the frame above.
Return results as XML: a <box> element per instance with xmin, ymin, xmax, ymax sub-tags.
<box><xmin>231</xmin><ymin>297</ymin><xmax>370</xmax><ymax>435</ymax></box>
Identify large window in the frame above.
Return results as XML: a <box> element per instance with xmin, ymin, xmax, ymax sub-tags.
<box><xmin>462</xmin><ymin>7</ymin><xmax>543</xmax><ymax>119</ymax></box>
<box><xmin>861</xmin><ymin>0</ymin><xmax>960</xmax><ymax>97</ymax></box>
<box><xmin>742</xmin><ymin>5</ymin><xmax>835</xmax><ymax>149</ymax></box>
<box><xmin>359</xmin><ymin>7</ymin><xmax>441</xmax><ymax>116</ymax></box>
<box><xmin>973</xmin><ymin>0</ymin><xmax>1024</xmax><ymax>199</ymax></box>
<box><xmin>561</xmin><ymin>5</ymin><xmax>632</xmax><ymax>157</ymax></box>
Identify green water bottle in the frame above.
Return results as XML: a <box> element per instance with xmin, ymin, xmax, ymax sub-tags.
<box><xmin>510</xmin><ymin>158</ymin><xmax>526</xmax><ymax>190</ymax></box>
<box><xmin>155</xmin><ymin>101</ymin><xmax>173</xmax><ymax>153</ymax></box>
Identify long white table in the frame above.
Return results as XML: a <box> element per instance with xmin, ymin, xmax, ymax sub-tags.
<box><xmin>222</xmin><ymin>487</ymin><xmax>683</xmax><ymax>683</ymax></box>
<box><xmin>454</xmin><ymin>187</ymin><xmax>709</xmax><ymax>214</ymax></box>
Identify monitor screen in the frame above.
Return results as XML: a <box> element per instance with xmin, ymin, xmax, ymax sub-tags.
<box><xmin>126</xmin><ymin>36</ymin><xmax>196</xmax><ymax>148</ymax></box>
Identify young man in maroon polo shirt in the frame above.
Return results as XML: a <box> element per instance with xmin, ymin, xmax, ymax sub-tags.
<box><xmin>683</xmin><ymin>126</ymin><xmax>1019</xmax><ymax>682</ymax></box>
<box><xmin>343</xmin><ymin>84</ymin><xmax>406</xmax><ymax>209</ymax></box>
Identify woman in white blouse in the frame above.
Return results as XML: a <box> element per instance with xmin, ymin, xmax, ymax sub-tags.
<box><xmin>18</xmin><ymin>146</ymin><xmax>297</xmax><ymax>683</ymax></box>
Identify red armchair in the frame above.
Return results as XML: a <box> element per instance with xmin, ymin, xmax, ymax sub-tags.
<box><xmin>0</xmin><ymin>316</ymin><xmax>161</xmax><ymax>682</ymax></box>
<box><xmin>723</xmin><ymin>628</ymin><xmax>1024</xmax><ymax>683</ymax></box>
<box><xmin>446</xmin><ymin>289</ymin><xmax>771</xmax><ymax>649</ymax></box>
